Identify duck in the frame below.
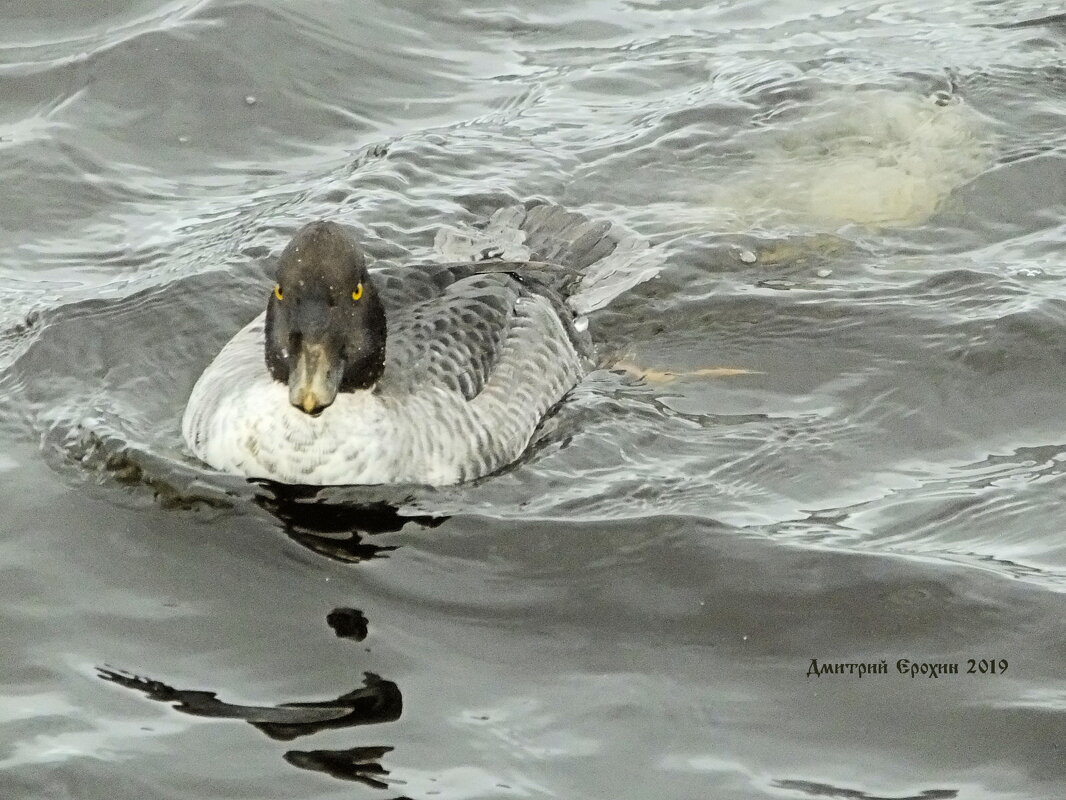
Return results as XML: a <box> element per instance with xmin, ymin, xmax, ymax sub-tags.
<box><xmin>181</xmin><ymin>202</ymin><xmax>655</xmax><ymax>486</ymax></box>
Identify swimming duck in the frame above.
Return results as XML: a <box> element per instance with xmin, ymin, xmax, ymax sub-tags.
<box><xmin>182</xmin><ymin>202</ymin><xmax>655</xmax><ymax>485</ymax></box>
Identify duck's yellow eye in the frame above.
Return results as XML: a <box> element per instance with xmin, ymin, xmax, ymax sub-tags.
<box><xmin>273</xmin><ymin>284</ymin><xmax>284</xmax><ymax>301</ymax></box>
<box><xmin>352</xmin><ymin>282</ymin><xmax>364</xmax><ymax>301</ymax></box>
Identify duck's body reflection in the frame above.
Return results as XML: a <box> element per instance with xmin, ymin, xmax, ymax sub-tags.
<box><xmin>256</xmin><ymin>484</ymin><xmax>447</xmax><ymax>564</ymax></box>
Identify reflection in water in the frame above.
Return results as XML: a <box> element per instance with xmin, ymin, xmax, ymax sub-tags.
<box><xmin>773</xmin><ymin>780</ymin><xmax>958</xmax><ymax>800</ymax></box>
<box><xmin>328</xmin><ymin>607</ymin><xmax>370</xmax><ymax>641</ymax></box>
<box><xmin>284</xmin><ymin>746</ymin><xmax>394</xmax><ymax>790</ymax></box>
<box><xmin>96</xmin><ymin>668</ymin><xmax>401</xmax><ymax>740</ymax></box>
<box><xmin>98</xmin><ymin>668</ymin><xmax>401</xmax><ymax>787</ymax></box>
<box><xmin>98</xmin><ymin>606</ymin><xmax>404</xmax><ymax>790</ymax></box>
<box><xmin>92</xmin><ymin>489</ymin><xmax>443</xmax><ymax>788</ymax></box>
<box><xmin>254</xmin><ymin>483</ymin><xmax>448</xmax><ymax>564</ymax></box>
<box><xmin>284</xmin><ymin>526</ymin><xmax>399</xmax><ymax>564</ymax></box>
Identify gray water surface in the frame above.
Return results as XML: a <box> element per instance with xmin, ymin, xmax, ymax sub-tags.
<box><xmin>3</xmin><ymin>1</ymin><xmax>1066</xmax><ymax>798</ymax></box>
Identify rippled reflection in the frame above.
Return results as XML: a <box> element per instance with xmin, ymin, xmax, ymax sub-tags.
<box><xmin>284</xmin><ymin>746</ymin><xmax>395</xmax><ymax>790</ymax></box>
<box><xmin>773</xmin><ymin>780</ymin><xmax>958</xmax><ymax>800</ymax></box>
<box><xmin>96</xmin><ymin>668</ymin><xmax>401</xmax><ymax>740</ymax></box>
<box><xmin>98</xmin><ymin>662</ymin><xmax>402</xmax><ymax>788</ymax></box>
<box><xmin>255</xmin><ymin>484</ymin><xmax>449</xmax><ymax>564</ymax></box>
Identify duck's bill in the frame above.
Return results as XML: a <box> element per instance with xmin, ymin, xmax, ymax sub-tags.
<box><xmin>289</xmin><ymin>342</ymin><xmax>342</xmax><ymax>415</ymax></box>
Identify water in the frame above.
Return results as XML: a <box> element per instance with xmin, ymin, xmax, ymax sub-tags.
<box><xmin>2</xmin><ymin>0</ymin><xmax>1066</xmax><ymax>797</ymax></box>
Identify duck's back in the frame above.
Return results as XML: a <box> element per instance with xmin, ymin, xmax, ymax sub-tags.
<box><xmin>182</xmin><ymin>202</ymin><xmax>655</xmax><ymax>485</ymax></box>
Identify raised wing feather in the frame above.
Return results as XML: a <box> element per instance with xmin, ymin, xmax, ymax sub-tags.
<box><xmin>434</xmin><ymin>201</ymin><xmax>658</xmax><ymax>314</ymax></box>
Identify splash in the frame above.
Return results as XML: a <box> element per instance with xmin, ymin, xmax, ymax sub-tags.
<box><xmin>712</xmin><ymin>89</ymin><xmax>988</xmax><ymax>230</ymax></box>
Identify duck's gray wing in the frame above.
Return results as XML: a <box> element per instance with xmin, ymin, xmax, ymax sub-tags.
<box><xmin>368</xmin><ymin>200</ymin><xmax>653</xmax><ymax>402</ymax></box>
<box><xmin>380</xmin><ymin>271</ymin><xmax>548</xmax><ymax>401</ymax></box>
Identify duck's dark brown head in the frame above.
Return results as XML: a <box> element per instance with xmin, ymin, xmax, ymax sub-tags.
<box><xmin>264</xmin><ymin>221</ymin><xmax>386</xmax><ymax>415</ymax></box>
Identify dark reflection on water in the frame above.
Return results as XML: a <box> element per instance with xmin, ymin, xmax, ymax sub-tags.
<box><xmin>328</xmin><ymin>607</ymin><xmax>370</xmax><ymax>641</ymax></box>
<box><xmin>92</xmin><ymin>490</ymin><xmax>440</xmax><ymax>787</ymax></box>
<box><xmin>284</xmin><ymin>746</ymin><xmax>396</xmax><ymax>791</ymax></box>
<box><xmin>98</xmin><ymin>631</ymin><xmax>402</xmax><ymax>788</ymax></box>
<box><xmin>773</xmin><ymin>782</ymin><xmax>958</xmax><ymax>800</ymax></box>
<box><xmin>96</xmin><ymin>668</ymin><xmax>401</xmax><ymax>741</ymax></box>
<box><xmin>254</xmin><ymin>485</ymin><xmax>449</xmax><ymax>564</ymax></box>
<box><xmin>84</xmin><ymin>484</ymin><xmax>450</xmax><ymax>789</ymax></box>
